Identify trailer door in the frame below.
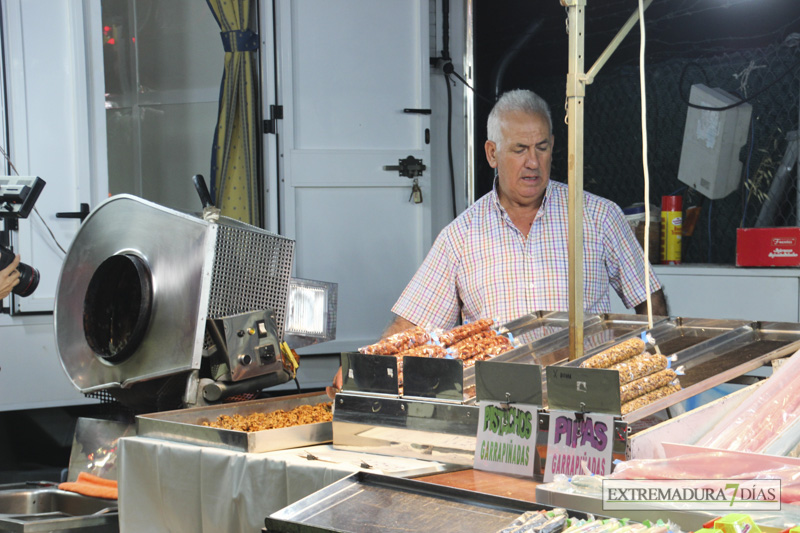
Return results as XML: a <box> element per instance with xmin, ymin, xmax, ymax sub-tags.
<box><xmin>269</xmin><ymin>0</ymin><xmax>433</xmax><ymax>352</ymax></box>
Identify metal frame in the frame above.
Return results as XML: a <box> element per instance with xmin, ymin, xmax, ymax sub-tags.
<box><xmin>561</xmin><ymin>0</ymin><xmax>653</xmax><ymax>360</ymax></box>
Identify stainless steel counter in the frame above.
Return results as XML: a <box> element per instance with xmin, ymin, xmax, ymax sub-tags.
<box><xmin>333</xmin><ymin>313</ymin><xmax>800</xmax><ymax>467</ymax></box>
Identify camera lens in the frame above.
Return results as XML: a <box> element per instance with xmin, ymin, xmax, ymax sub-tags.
<box><xmin>0</xmin><ymin>246</ymin><xmax>40</xmax><ymax>297</ymax></box>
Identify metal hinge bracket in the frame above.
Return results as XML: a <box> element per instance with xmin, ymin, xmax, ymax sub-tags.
<box><xmin>263</xmin><ymin>105</ymin><xmax>283</xmax><ymax>134</ymax></box>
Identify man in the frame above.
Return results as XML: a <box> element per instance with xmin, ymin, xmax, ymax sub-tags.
<box><xmin>0</xmin><ymin>253</ymin><xmax>20</xmax><ymax>300</ymax></box>
<box><xmin>328</xmin><ymin>89</ymin><xmax>666</xmax><ymax>396</ymax></box>
<box><xmin>388</xmin><ymin>88</ymin><xmax>666</xmax><ymax>334</ymax></box>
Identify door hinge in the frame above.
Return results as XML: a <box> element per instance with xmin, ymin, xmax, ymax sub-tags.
<box><xmin>263</xmin><ymin>105</ymin><xmax>283</xmax><ymax>134</ymax></box>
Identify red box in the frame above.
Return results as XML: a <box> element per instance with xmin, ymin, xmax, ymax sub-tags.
<box><xmin>736</xmin><ymin>227</ymin><xmax>800</xmax><ymax>267</ymax></box>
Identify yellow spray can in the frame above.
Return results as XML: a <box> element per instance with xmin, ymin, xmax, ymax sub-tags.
<box><xmin>660</xmin><ymin>195</ymin><xmax>682</xmax><ymax>264</ymax></box>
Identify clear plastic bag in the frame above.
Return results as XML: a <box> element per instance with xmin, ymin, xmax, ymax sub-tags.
<box><xmin>696</xmin><ymin>348</ymin><xmax>800</xmax><ymax>452</ymax></box>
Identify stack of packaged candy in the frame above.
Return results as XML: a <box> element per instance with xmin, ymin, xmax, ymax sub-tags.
<box><xmin>694</xmin><ymin>514</ymin><xmax>764</xmax><ymax>533</ymax></box>
<box><xmin>578</xmin><ymin>336</ymin><xmax>682</xmax><ymax>415</ymax></box>
<box><xmin>495</xmin><ymin>507</ymin><xmax>682</xmax><ymax>533</ymax></box>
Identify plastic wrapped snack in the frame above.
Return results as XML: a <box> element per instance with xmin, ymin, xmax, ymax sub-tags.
<box><xmin>496</xmin><ymin>508</ymin><xmax>567</xmax><ymax>533</ymax></box>
<box><xmin>437</xmin><ymin>318</ymin><xmax>494</xmax><ymax>347</ymax></box>
<box><xmin>621</xmin><ymin>383</ymin><xmax>682</xmax><ymax>414</ymax></box>
<box><xmin>359</xmin><ymin>327</ymin><xmax>431</xmax><ymax>355</ymax></box>
<box><xmin>451</xmin><ymin>332</ymin><xmax>512</xmax><ymax>360</ymax></box>
<box><xmin>619</xmin><ymin>368</ymin><xmax>678</xmax><ymax>403</ymax></box>
<box><xmin>450</xmin><ymin>329</ymin><xmax>498</xmax><ymax>358</ymax></box>
<box><xmin>396</xmin><ymin>344</ymin><xmax>447</xmax><ymax>359</ymax></box>
<box><xmin>610</xmin><ymin>352</ymin><xmax>668</xmax><ymax>385</ymax></box>
<box><xmin>496</xmin><ymin>511</ymin><xmax>545</xmax><ymax>533</ymax></box>
<box><xmin>580</xmin><ymin>337</ymin><xmax>645</xmax><ymax>369</ymax></box>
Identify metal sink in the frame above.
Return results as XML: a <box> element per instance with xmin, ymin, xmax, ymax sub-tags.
<box><xmin>0</xmin><ymin>482</ymin><xmax>118</xmax><ymax>532</ymax></box>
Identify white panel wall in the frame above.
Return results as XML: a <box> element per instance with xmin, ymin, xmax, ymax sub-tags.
<box><xmin>0</xmin><ymin>0</ymin><xmax>106</xmax><ymax>411</ymax></box>
<box><xmin>611</xmin><ymin>265</ymin><xmax>800</xmax><ymax>323</ymax></box>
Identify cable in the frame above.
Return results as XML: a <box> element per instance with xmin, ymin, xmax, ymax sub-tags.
<box><xmin>491</xmin><ymin>18</ymin><xmax>544</xmax><ymax>99</ymax></box>
<box><xmin>34</xmin><ymin>207</ymin><xmax>67</xmax><ymax>254</ymax></box>
<box><xmin>740</xmin><ymin>114</ymin><xmax>756</xmax><ymax>227</ymax></box>
<box><xmin>638</xmin><ymin>0</ymin><xmax>654</xmax><ymax>328</ymax></box>
<box><xmin>0</xmin><ymin>145</ymin><xmax>67</xmax><ymax>255</ymax></box>
<box><xmin>439</xmin><ymin>0</ymin><xmax>457</xmax><ymax>221</ymax></box>
<box><xmin>707</xmin><ymin>199</ymin><xmax>713</xmax><ymax>263</ymax></box>
<box><xmin>443</xmin><ymin>64</ymin><xmax>494</xmax><ymax>104</ymax></box>
<box><xmin>441</xmin><ymin>0</ymin><xmax>450</xmax><ymax>61</ymax></box>
<box><xmin>679</xmin><ymin>58</ymin><xmax>800</xmax><ymax>111</ymax></box>
<box><xmin>444</xmin><ymin>72</ymin><xmax>457</xmax><ymax>220</ymax></box>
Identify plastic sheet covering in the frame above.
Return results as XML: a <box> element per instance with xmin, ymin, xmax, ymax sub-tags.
<box><xmin>540</xmin><ymin>471</ymin><xmax>800</xmax><ymax>529</ymax></box>
<box><xmin>119</xmin><ymin>437</ymin><xmax>446</xmax><ymax>533</ymax></box>
<box><xmin>609</xmin><ymin>449</ymin><xmax>800</xmax><ymax>505</ymax></box>
<box><xmin>694</xmin><ymin>348</ymin><xmax>800</xmax><ymax>453</ymax></box>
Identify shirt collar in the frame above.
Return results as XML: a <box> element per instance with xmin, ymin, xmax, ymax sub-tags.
<box><xmin>491</xmin><ymin>176</ymin><xmax>555</xmax><ymax>220</ymax></box>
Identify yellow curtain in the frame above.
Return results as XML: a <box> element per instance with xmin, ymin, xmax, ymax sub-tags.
<box><xmin>207</xmin><ymin>0</ymin><xmax>260</xmax><ymax>225</ymax></box>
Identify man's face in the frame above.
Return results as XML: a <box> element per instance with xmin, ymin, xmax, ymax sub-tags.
<box><xmin>484</xmin><ymin>111</ymin><xmax>553</xmax><ymax>209</ymax></box>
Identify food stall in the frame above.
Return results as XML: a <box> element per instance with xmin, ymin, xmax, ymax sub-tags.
<box><xmin>31</xmin><ymin>191</ymin><xmax>800</xmax><ymax>532</ymax></box>
<box><xmin>322</xmin><ymin>313</ymin><xmax>800</xmax><ymax>531</ymax></box>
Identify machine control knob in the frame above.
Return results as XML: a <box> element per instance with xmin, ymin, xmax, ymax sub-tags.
<box><xmin>238</xmin><ymin>353</ymin><xmax>252</xmax><ymax>366</ymax></box>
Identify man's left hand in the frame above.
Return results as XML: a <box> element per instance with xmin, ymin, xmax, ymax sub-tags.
<box><xmin>634</xmin><ymin>289</ymin><xmax>667</xmax><ymax>316</ymax></box>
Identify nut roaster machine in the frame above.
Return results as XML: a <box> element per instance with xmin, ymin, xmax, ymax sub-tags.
<box><xmin>54</xmin><ymin>193</ymin><xmax>337</xmax><ymax>414</ymax></box>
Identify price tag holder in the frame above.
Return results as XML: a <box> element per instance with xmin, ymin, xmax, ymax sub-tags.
<box><xmin>341</xmin><ymin>352</ymin><xmax>398</xmax><ymax>395</ymax></box>
<box><xmin>545</xmin><ymin>366</ymin><xmax>621</xmax><ymax>414</ymax></box>
<box><xmin>473</xmin><ymin>399</ymin><xmax>537</xmax><ymax>477</ymax></box>
<box><xmin>402</xmin><ymin>357</ymin><xmax>463</xmax><ymax>400</ymax></box>
<box><xmin>475</xmin><ymin>361</ymin><xmax>542</xmax><ymax>405</ymax></box>
<box><xmin>543</xmin><ymin>409</ymin><xmax>615</xmax><ymax>482</ymax></box>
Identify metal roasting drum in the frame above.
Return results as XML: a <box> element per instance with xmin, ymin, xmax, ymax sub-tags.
<box><xmin>54</xmin><ymin>193</ymin><xmax>319</xmax><ymax>411</ymax></box>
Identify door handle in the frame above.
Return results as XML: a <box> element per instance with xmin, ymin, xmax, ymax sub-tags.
<box><xmin>383</xmin><ymin>156</ymin><xmax>426</xmax><ymax>179</ymax></box>
<box><xmin>56</xmin><ymin>203</ymin><xmax>90</xmax><ymax>223</ymax></box>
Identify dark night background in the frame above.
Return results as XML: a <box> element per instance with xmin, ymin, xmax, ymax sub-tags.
<box><xmin>470</xmin><ymin>0</ymin><xmax>800</xmax><ymax>264</ymax></box>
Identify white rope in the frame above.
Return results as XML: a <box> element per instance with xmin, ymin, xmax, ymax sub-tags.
<box><xmin>639</xmin><ymin>0</ymin><xmax>654</xmax><ymax>330</ymax></box>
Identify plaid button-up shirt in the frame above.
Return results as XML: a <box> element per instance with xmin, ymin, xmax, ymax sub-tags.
<box><xmin>392</xmin><ymin>179</ymin><xmax>661</xmax><ymax>329</ymax></box>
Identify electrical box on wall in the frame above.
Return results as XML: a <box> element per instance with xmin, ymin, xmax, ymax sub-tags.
<box><xmin>676</xmin><ymin>84</ymin><xmax>752</xmax><ymax>200</ymax></box>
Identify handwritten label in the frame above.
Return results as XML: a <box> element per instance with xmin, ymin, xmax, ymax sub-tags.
<box><xmin>473</xmin><ymin>400</ymin><xmax>536</xmax><ymax>477</ymax></box>
<box><xmin>543</xmin><ymin>409</ymin><xmax>614</xmax><ymax>482</ymax></box>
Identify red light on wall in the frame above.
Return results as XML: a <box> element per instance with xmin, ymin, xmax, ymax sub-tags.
<box><xmin>107</xmin><ymin>38</ymin><xmax>115</xmax><ymax>45</ymax></box>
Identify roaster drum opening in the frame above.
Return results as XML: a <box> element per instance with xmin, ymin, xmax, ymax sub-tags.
<box><xmin>83</xmin><ymin>254</ymin><xmax>153</xmax><ymax>363</ymax></box>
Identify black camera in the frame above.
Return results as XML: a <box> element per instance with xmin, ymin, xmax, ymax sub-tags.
<box><xmin>0</xmin><ymin>244</ymin><xmax>39</xmax><ymax>297</ymax></box>
<box><xmin>0</xmin><ymin>176</ymin><xmax>46</xmax><ymax>299</ymax></box>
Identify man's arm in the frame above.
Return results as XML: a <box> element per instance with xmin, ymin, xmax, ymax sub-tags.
<box><xmin>380</xmin><ymin>314</ymin><xmax>418</xmax><ymax>340</ymax></box>
<box><xmin>634</xmin><ymin>288</ymin><xmax>668</xmax><ymax>316</ymax></box>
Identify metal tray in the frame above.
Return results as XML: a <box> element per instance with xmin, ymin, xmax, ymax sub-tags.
<box><xmin>136</xmin><ymin>392</ymin><xmax>332</xmax><ymax>453</ymax></box>
<box><xmin>264</xmin><ymin>471</ymin><xmax>592</xmax><ymax>533</ymax></box>
<box><xmin>564</xmin><ymin>320</ymin><xmax>800</xmax><ymax>422</ymax></box>
<box><xmin>462</xmin><ymin>313</ymin><xmax>668</xmax><ymax>401</ymax></box>
<box><xmin>0</xmin><ymin>481</ymin><xmax>118</xmax><ymax>533</ymax></box>
<box><xmin>498</xmin><ymin>312</ymin><xmax>667</xmax><ymax>367</ymax></box>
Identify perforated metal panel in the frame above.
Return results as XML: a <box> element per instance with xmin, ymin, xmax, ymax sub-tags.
<box><xmin>207</xmin><ymin>220</ymin><xmax>295</xmax><ymax>338</ymax></box>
